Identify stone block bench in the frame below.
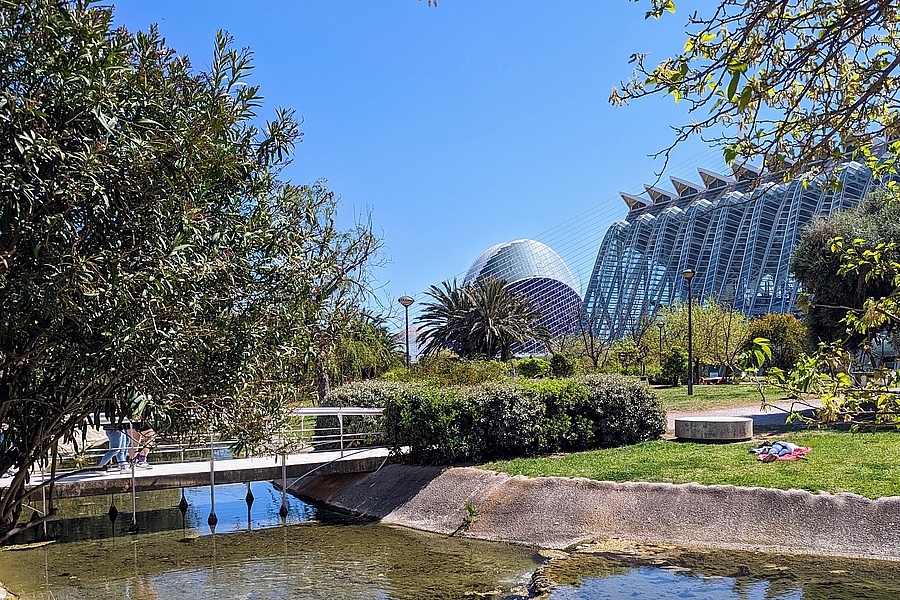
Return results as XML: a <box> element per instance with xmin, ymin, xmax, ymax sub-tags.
<box><xmin>674</xmin><ymin>416</ymin><xmax>753</xmax><ymax>442</ymax></box>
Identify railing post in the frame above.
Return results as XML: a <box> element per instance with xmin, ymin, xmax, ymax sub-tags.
<box><xmin>339</xmin><ymin>412</ymin><xmax>344</xmax><ymax>458</ymax></box>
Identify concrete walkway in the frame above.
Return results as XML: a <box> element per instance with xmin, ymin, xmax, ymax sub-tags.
<box><xmin>2</xmin><ymin>446</ymin><xmax>391</xmax><ymax>499</ymax></box>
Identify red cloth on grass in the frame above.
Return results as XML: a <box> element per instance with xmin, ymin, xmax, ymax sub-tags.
<box><xmin>756</xmin><ymin>447</ymin><xmax>811</xmax><ymax>461</ymax></box>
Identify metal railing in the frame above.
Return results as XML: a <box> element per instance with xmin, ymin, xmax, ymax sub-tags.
<box><xmin>51</xmin><ymin>407</ymin><xmax>386</xmax><ymax>471</ymax></box>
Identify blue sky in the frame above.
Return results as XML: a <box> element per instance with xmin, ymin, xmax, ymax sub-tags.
<box><xmin>111</xmin><ymin>1</ymin><xmax>726</xmax><ymax>322</ymax></box>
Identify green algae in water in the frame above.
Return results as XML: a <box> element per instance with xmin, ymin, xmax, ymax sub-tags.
<box><xmin>0</xmin><ymin>484</ymin><xmax>540</xmax><ymax>600</ymax></box>
<box><xmin>544</xmin><ymin>542</ymin><xmax>900</xmax><ymax>599</ymax></box>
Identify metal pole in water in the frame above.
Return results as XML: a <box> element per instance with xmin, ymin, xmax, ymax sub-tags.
<box><xmin>128</xmin><ymin>461</ymin><xmax>139</xmax><ymax>533</ymax></box>
<box><xmin>279</xmin><ymin>425</ymin><xmax>288</xmax><ymax>519</ymax></box>
<box><xmin>208</xmin><ymin>428</ymin><xmax>217</xmax><ymax>528</ymax></box>
<box><xmin>245</xmin><ymin>481</ymin><xmax>254</xmax><ymax>531</ymax></box>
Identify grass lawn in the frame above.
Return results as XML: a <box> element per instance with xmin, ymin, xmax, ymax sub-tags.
<box><xmin>482</xmin><ymin>430</ymin><xmax>900</xmax><ymax>499</ymax></box>
<box><xmin>654</xmin><ymin>382</ymin><xmax>793</xmax><ymax>413</ymax></box>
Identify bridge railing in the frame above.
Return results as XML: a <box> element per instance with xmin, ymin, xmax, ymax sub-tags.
<box><xmin>52</xmin><ymin>406</ymin><xmax>385</xmax><ymax>471</ymax></box>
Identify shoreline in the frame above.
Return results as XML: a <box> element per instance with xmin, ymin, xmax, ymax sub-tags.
<box><xmin>289</xmin><ymin>463</ymin><xmax>900</xmax><ymax>562</ymax></box>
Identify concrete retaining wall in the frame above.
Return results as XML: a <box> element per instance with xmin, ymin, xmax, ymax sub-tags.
<box><xmin>289</xmin><ymin>465</ymin><xmax>900</xmax><ymax>561</ymax></box>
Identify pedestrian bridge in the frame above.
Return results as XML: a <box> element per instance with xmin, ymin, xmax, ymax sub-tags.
<box><xmin>14</xmin><ymin>446</ymin><xmax>391</xmax><ymax>499</ymax></box>
<box><xmin>3</xmin><ymin>406</ymin><xmax>390</xmax><ymax>500</ymax></box>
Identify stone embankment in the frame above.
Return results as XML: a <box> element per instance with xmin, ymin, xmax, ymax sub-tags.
<box><xmin>289</xmin><ymin>464</ymin><xmax>900</xmax><ymax>561</ymax></box>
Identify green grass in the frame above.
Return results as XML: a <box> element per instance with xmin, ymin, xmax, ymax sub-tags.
<box><xmin>653</xmin><ymin>382</ymin><xmax>790</xmax><ymax>412</ymax></box>
<box><xmin>482</xmin><ymin>430</ymin><xmax>900</xmax><ymax>499</ymax></box>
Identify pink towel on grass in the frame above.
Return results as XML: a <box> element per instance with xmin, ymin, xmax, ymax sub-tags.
<box><xmin>756</xmin><ymin>447</ymin><xmax>811</xmax><ymax>461</ymax></box>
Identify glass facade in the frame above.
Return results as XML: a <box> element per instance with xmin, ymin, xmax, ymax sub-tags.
<box><xmin>464</xmin><ymin>239</ymin><xmax>583</xmax><ymax>345</ymax></box>
<box><xmin>583</xmin><ymin>161</ymin><xmax>877</xmax><ymax>339</ymax></box>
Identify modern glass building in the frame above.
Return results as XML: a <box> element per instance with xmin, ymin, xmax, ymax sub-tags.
<box><xmin>464</xmin><ymin>239</ymin><xmax>582</xmax><ymax>347</ymax></box>
<box><xmin>583</xmin><ymin>160</ymin><xmax>878</xmax><ymax>339</ymax></box>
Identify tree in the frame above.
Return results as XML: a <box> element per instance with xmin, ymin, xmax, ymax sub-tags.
<box><xmin>0</xmin><ymin>1</ymin><xmax>381</xmax><ymax>538</ymax></box>
<box><xmin>742</xmin><ymin>313</ymin><xmax>809</xmax><ymax>372</ymax></box>
<box><xmin>574</xmin><ymin>309</ymin><xmax>616</xmax><ymax>371</ymax></box>
<box><xmin>657</xmin><ymin>298</ymin><xmax>750</xmax><ymax>377</ymax></box>
<box><xmin>661</xmin><ymin>346</ymin><xmax>688</xmax><ymax>386</ymax></box>
<box><xmin>334</xmin><ymin>317</ymin><xmax>401</xmax><ymax>382</ymax></box>
<box><xmin>622</xmin><ymin>1</ymin><xmax>900</xmax><ymax>425</ymax></box>
<box><xmin>793</xmin><ymin>190</ymin><xmax>900</xmax><ymax>346</ymax></box>
<box><xmin>618</xmin><ymin>0</ymin><xmax>900</xmax><ymax>179</ymax></box>
<box><xmin>416</xmin><ymin>277</ymin><xmax>549</xmax><ymax>361</ymax></box>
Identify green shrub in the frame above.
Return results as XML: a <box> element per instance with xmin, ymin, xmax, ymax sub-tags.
<box><xmin>645</xmin><ymin>364</ymin><xmax>665</xmax><ymax>385</ymax></box>
<box><xmin>383</xmin><ymin>355</ymin><xmax>510</xmax><ymax>385</ymax></box>
<box><xmin>317</xmin><ymin>380</ymin><xmax>398</xmax><ymax>448</ymax></box>
<box><xmin>576</xmin><ymin>374</ymin><xmax>666</xmax><ymax>446</ymax></box>
<box><xmin>326</xmin><ymin>374</ymin><xmax>666</xmax><ymax>464</ymax></box>
<box><xmin>471</xmin><ymin>382</ymin><xmax>545</xmax><ymax>460</ymax></box>
<box><xmin>550</xmin><ymin>353</ymin><xmax>579</xmax><ymax>378</ymax></box>
<box><xmin>517</xmin><ymin>357</ymin><xmax>550</xmax><ymax>378</ymax></box>
<box><xmin>381</xmin><ymin>382</ymin><xmax>490</xmax><ymax>464</ymax></box>
<box><xmin>524</xmin><ymin>378</ymin><xmax>591</xmax><ymax>452</ymax></box>
<box><xmin>661</xmin><ymin>346</ymin><xmax>688</xmax><ymax>386</ymax></box>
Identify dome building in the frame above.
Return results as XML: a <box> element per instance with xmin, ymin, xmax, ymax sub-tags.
<box><xmin>464</xmin><ymin>239</ymin><xmax>582</xmax><ymax>351</ymax></box>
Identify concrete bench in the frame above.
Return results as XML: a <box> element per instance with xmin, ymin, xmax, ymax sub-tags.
<box><xmin>674</xmin><ymin>416</ymin><xmax>753</xmax><ymax>442</ymax></box>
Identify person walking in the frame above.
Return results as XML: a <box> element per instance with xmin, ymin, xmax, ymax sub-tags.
<box><xmin>125</xmin><ymin>421</ymin><xmax>156</xmax><ymax>469</ymax></box>
<box><xmin>98</xmin><ymin>424</ymin><xmax>131</xmax><ymax>473</ymax></box>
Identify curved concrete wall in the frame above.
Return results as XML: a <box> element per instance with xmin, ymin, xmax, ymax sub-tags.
<box><xmin>290</xmin><ymin>465</ymin><xmax>900</xmax><ymax>561</ymax></box>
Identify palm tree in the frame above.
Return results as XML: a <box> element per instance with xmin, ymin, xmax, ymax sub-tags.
<box><xmin>416</xmin><ymin>277</ymin><xmax>549</xmax><ymax>361</ymax></box>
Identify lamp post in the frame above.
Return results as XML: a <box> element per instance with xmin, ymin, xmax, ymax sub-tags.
<box><xmin>682</xmin><ymin>269</ymin><xmax>697</xmax><ymax>395</ymax></box>
<box><xmin>398</xmin><ymin>296</ymin><xmax>414</xmax><ymax>370</ymax></box>
<box><xmin>656</xmin><ymin>318</ymin><xmax>665</xmax><ymax>364</ymax></box>
<box><xmin>877</xmin><ymin>330</ymin><xmax>888</xmax><ymax>365</ymax></box>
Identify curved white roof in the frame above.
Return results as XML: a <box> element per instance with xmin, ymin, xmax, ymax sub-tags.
<box><xmin>463</xmin><ymin>239</ymin><xmax>578</xmax><ymax>292</ymax></box>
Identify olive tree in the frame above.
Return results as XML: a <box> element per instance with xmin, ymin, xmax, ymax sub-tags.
<box><xmin>0</xmin><ymin>1</ymin><xmax>380</xmax><ymax>538</ymax></box>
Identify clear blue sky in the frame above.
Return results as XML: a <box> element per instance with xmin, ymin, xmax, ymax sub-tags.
<box><xmin>111</xmin><ymin>1</ymin><xmax>726</xmax><ymax>322</ymax></box>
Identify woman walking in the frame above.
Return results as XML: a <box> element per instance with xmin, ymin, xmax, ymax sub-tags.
<box><xmin>98</xmin><ymin>424</ymin><xmax>131</xmax><ymax>473</ymax></box>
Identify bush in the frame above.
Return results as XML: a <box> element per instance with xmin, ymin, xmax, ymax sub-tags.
<box><xmin>517</xmin><ymin>357</ymin><xmax>551</xmax><ymax>378</ymax></box>
<box><xmin>576</xmin><ymin>374</ymin><xmax>666</xmax><ymax>446</ymax></box>
<box><xmin>471</xmin><ymin>382</ymin><xmax>545</xmax><ymax>460</ymax></box>
<box><xmin>645</xmin><ymin>364</ymin><xmax>665</xmax><ymax>385</ymax></box>
<box><xmin>316</xmin><ymin>380</ymin><xmax>397</xmax><ymax>448</ymax></box>
<box><xmin>550</xmin><ymin>353</ymin><xmax>579</xmax><ymax>378</ymax></box>
<box><xmin>383</xmin><ymin>355</ymin><xmax>510</xmax><ymax>385</ymax></box>
<box><xmin>661</xmin><ymin>346</ymin><xmax>688</xmax><ymax>386</ymax></box>
<box><xmin>327</xmin><ymin>375</ymin><xmax>667</xmax><ymax>464</ymax></box>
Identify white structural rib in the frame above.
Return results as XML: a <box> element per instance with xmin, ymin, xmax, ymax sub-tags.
<box><xmin>670</xmin><ymin>176</ymin><xmax>704</xmax><ymax>198</ymax></box>
<box><xmin>620</xmin><ymin>192</ymin><xmax>651</xmax><ymax>210</ymax></box>
<box><xmin>644</xmin><ymin>184</ymin><xmax>676</xmax><ymax>203</ymax></box>
<box><xmin>697</xmin><ymin>167</ymin><xmax>735</xmax><ymax>189</ymax></box>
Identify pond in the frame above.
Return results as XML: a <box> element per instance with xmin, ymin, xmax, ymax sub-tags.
<box><xmin>0</xmin><ymin>483</ymin><xmax>539</xmax><ymax>599</ymax></box>
<box><xmin>1</xmin><ymin>483</ymin><xmax>899</xmax><ymax>599</ymax></box>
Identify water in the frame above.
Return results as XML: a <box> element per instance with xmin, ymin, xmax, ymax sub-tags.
<box><xmin>543</xmin><ymin>542</ymin><xmax>900</xmax><ymax>599</ymax></box>
<box><xmin>0</xmin><ymin>483</ymin><xmax>539</xmax><ymax>599</ymax></box>
<box><xmin>3</xmin><ymin>486</ymin><xmax>900</xmax><ymax>599</ymax></box>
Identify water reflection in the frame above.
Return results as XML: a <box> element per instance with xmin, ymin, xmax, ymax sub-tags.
<box><xmin>0</xmin><ymin>483</ymin><xmax>538</xmax><ymax>599</ymax></box>
<box><xmin>6</xmin><ymin>485</ymin><xmax>900</xmax><ymax>599</ymax></box>
<box><xmin>545</xmin><ymin>545</ymin><xmax>900</xmax><ymax>600</ymax></box>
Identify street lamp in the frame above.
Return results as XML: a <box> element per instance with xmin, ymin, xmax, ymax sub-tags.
<box><xmin>398</xmin><ymin>296</ymin><xmax>415</xmax><ymax>370</ymax></box>
<box><xmin>877</xmin><ymin>330</ymin><xmax>888</xmax><ymax>365</ymax></box>
<box><xmin>656</xmin><ymin>318</ymin><xmax>665</xmax><ymax>364</ymax></box>
<box><xmin>682</xmin><ymin>269</ymin><xmax>697</xmax><ymax>395</ymax></box>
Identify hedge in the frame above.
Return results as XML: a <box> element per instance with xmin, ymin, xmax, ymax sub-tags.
<box><xmin>321</xmin><ymin>374</ymin><xmax>666</xmax><ymax>464</ymax></box>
